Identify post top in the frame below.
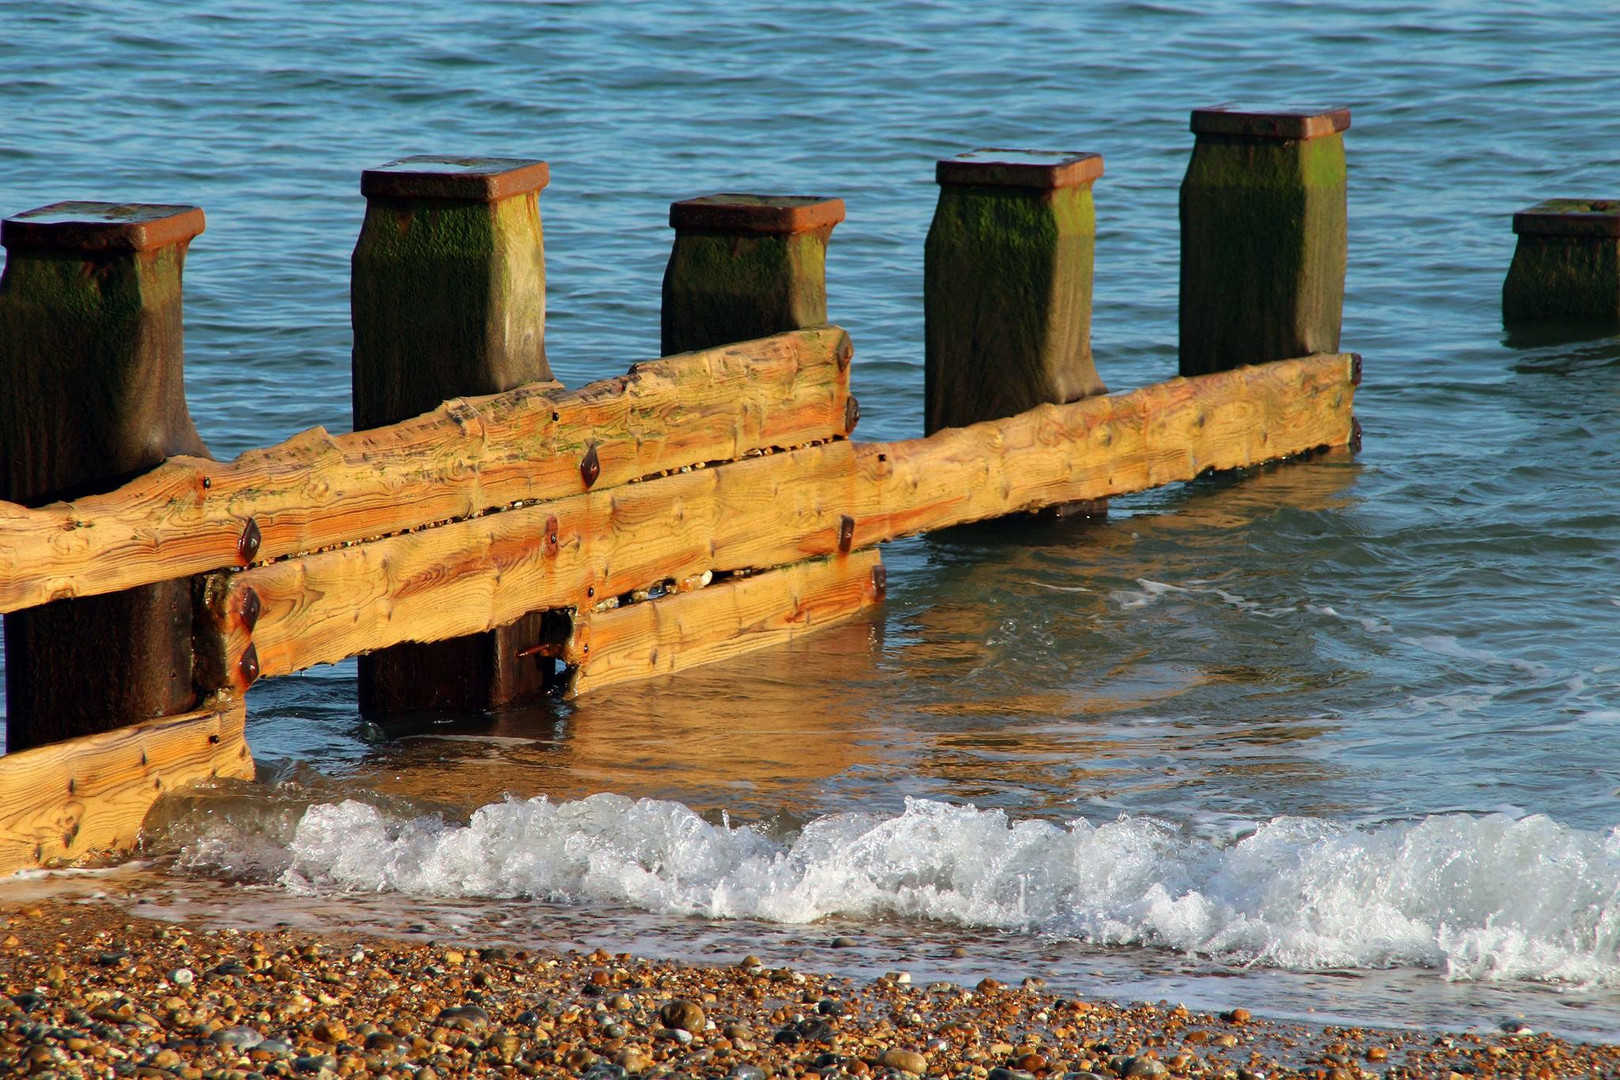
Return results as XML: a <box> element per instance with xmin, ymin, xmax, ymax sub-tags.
<box><xmin>1190</xmin><ymin>105</ymin><xmax>1352</xmax><ymax>140</ymax></box>
<box><xmin>1</xmin><ymin>202</ymin><xmax>206</xmax><ymax>253</ymax></box>
<box><xmin>936</xmin><ymin>149</ymin><xmax>1104</xmax><ymax>189</ymax></box>
<box><xmin>1513</xmin><ymin>198</ymin><xmax>1620</xmax><ymax>239</ymax></box>
<box><xmin>669</xmin><ymin>194</ymin><xmax>846</xmax><ymax>235</ymax></box>
<box><xmin>361</xmin><ymin>156</ymin><xmax>551</xmax><ymax>201</ymax></box>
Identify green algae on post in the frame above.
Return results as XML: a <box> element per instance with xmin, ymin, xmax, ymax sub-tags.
<box><xmin>1503</xmin><ymin>198</ymin><xmax>1620</xmax><ymax>323</ymax></box>
<box><xmin>924</xmin><ymin>149</ymin><xmax>1106</xmax><ymax>436</ymax></box>
<box><xmin>349</xmin><ymin>155</ymin><xmax>554</xmax><ymax>716</ymax></box>
<box><xmin>0</xmin><ymin>202</ymin><xmax>212</xmax><ymax>751</ymax></box>
<box><xmin>1179</xmin><ymin>105</ymin><xmax>1349</xmax><ymax>377</ymax></box>
<box><xmin>660</xmin><ymin>194</ymin><xmax>844</xmax><ymax>356</ymax></box>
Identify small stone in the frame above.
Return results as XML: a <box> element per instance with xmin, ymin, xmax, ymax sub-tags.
<box><xmin>882</xmin><ymin>971</ymin><xmax>910</xmax><ymax>984</ymax></box>
<box><xmin>435</xmin><ymin>1005</ymin><xmax>490</xmax><ymax>1031</ymax></box>
<box><xmin>988</xmin><ymin>1069</ymin><xmax>1035</xmax><ymax>1080</ymax></box>
<box><xmin>737</xmin><ymin>955</ymin><xmax>762</xmax><ymax>969</ymax></box>
<box><xmin>727</xmin><ymin>1066</ymin><xmax>766</xmax><ymax>1080</ymax></box>
<box><xmin>655</xmin><ymin>1026</ymin><xmax>693</xmax><ymax>1045</ymax></box>
<box><xmin>1365</xmin><ymin>1047</ymin><xmax>1389</xmax><ymax>1061</ymax></box>
<box><xmin>977</xmin><ymin>977</ymin><xmax>1003</xmax><ymax>993</ymax></box>
<box><xmin>170</xmin><ymin>968</ymin><xmax>195</xmax><ymax>987</ymax></box>
<box><xmin>658</xmin><ymin>999</ymin><xmax>705</xmax><ymax>1033</ymax></box>
<box><xmin>1221</xmin><ymin>1007</ymin><xmax>1252</xmax><ymax>1024</ymax></box>
<box><xmin>310</xmin><ymin>1019</ymin><xmax>347</xmax><ymax>1044</ymax></box>
<box><xmin>830</xmin><ymin>936</ymin><xmax>858</xmax><ymax>948</ymax></box>
<box><xmin>723</xmin><ymin>1022</ymin><xmax>752</xmax><ymax>1040</ymax></box>
<box><xmin>612</xmin><ymin>1048</ymin><xmax>651</xmax><ymax>1074</ymax></box>
<box><xmin>878</xmin><ymin>1048</ymin><xmax>927</xmax><ymax>1075</ymax></box>
<box><xmin>441</xmin><ymin>950</ymin><xmax>465</xmax><ymax>966</ymax></box>
<box><xmin>1121</xmin><ymin>1057</ymin><xmax>1169</xmax><ymax>1079</ymax></box>
<box><xmin>211</xmin><ymin>1027</ymin><xmax>265</xmax><ymax>1051</ymax></box>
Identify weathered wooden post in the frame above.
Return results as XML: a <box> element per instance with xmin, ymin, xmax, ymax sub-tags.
<box><xmin>924</xmin><ymin>150</ymin><xmax>1108</xmax><ymax>436</ymax></box>
<box><xmin>661</xmin><ymin>194</ymin><xmax>845</xmax><ymax>356</ymax></box>
<box><xmin>1503</xmin><ymin>200</ymin><xmax>1620</xmax><ymax>323</ymax></box>
<box><xmin>1179</xmin><ymin>106</ymin><xmax>1350</xmax><ymax>376</ymax></box>
<box><xmin>0</xmin><ymin>202</ymin><xmax>210</xmax><ymax>751</ymax></box>
<box><xmin>351</xmin><ymin>155</ymin><xmax>553</xmax><ymax>715</ymax></box>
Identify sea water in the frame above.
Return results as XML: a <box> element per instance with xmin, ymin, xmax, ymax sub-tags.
<box><xmin>3</xmin><ymin>0</ymin><xmax>1620</xmax><ymax>1041</ymax></box>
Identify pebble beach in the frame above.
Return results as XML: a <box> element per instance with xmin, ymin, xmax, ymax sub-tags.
<box><xmin>2</xmin><ymin>899</ymin><xmax>1615</xmax><ymax>1080</ymax></box>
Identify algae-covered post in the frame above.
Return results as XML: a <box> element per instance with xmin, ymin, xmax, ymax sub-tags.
<box><xmin>350</xmin><ymin>155</ymin><xmax>555</xmax><ymax>716</ymax></box>
<box><xmin>1502</xmin><ymin>199</ymin><xmax>1620</xmax><ymax>323</ymax></box>
<box><xmin>924</xmin><ymin>149</ymin><xmax>1107</xmax><ymax>436</ymax></box>
<box><xmin>1180</xmin><ymin>106</ymin><xmax>1349</xmax><ymax>377</ymax></box>
<box><xmin>660</xmin><ymin>194</ymin><xmax>845</xmax><ymax>356</ymax></box>
<box><xmin>0</xmin><ymin>203</ymin><xmax>211</xmax><ymax>751</ymax></box>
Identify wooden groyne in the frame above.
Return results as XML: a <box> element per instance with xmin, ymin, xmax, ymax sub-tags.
<box><xmin>0</xmin><ymin>106</ymin><xmax>1359</xmax><ymax>873</ymax></box>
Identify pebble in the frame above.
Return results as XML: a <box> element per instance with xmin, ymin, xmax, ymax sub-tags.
<box><xmin>878</xmin><ymin>1047</ymin><xmax>928</xmax><ymax>1074</ymax></box>
<box><xmin>727</xmin><ymin>1066</ymin><xmax>766</xmax><ymax>1080</ymax></box>
<box><xmin>830</xmin><ymin>936</ymin><xmax>858</xmax><ymax>948</ymax></box>
<box><xmin>658</xmin><ymin>998</ymin><xmax>705</xmax><ymax>1033</ymax></box>
<box><xmin>209</xmin><ymin>1027</ymin><xmax>264</xmax><ymax>1050</ymax></box>
<box><xmin>169</xmin><ymin>967</ymin><xmax>195</xmax><ymax>986</ymax></box>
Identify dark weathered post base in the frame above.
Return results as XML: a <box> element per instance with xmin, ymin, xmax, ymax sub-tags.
<box><xmin>1180</xmin><ymin>106</ymin><xmax>1350</xmax><ymax>377</ymax></box>
<box><xmin>0</xmin><ymin>203</ymin><xmax>210</xmax><ymax>750</ymax></box>
<box><xmin>924</xmin><ymin>149</ymin><xmax>1106</xmax><ymax>436</ymax></box>
<box><xmin>351</xmin><ymin>156</ymin><xmax>554</xmax><ymax>715</ymax></box>
<box><xmin>1503</xmin><ymin>200</ymin><xmax>1620</xmax><ymax>323</ymax></box>
<box><xmin>661</xmin><ymin>195</ymin><xmax>844</xmax><ymax>356</ymax></box>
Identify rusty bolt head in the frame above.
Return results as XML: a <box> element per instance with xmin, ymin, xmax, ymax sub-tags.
<box><xmin>239</xmin><ymin>643</ymin><xmax>260</xmax><ymax>687</ymax></box>
<box><xmin>844</xmin><ymin>395</ymin><xmax>860</xmax><ymax>435</ymax></box>
<box><xmin>239</xmin><ymin>586</ymin><xmax>261</xmax><ymax>631</ymax></box>
<box><xmin>836</xmin><ymin>335</ymin><xmax>854</xmax><ymax>371</ymax></box>
<box><xmin>1350</xmin><ymin>352</ymin><xmax>1363</xmax><ymax>386</ymax></box>
<box><xmin>871</xmin><ymin>563</ymin><xmax>887</xmax><ymax>599</ymax></box>
<box><xmin>837</xmin><ymin>515</ymin><xmax>855</xmax><ymax>553</ymax></box>
<box><xmin>1350</xmin><ymin>416</ymin><xmax>1363</xmax><ymax>453</ymax></box>
<box><xmin>544</xmin><ymin>514</ymin><xmax>560</xmax><ymax>557</ymax></box>
<box><xmin>237</xmin><ymin>517</ymin><xmax>262</xmax><ymax>564</ymax></box>
<box><xmin>580</xmin><ymin>444</ymin><xmax>601</xmax><ymax>489</ymax></box>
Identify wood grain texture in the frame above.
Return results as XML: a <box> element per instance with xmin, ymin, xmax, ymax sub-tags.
<box><xmin>566</xmin><ymin>549</ymin><xmax>884</xmax><ymax>696</ymax></box>
<box><xmin>211</xmin><ymin>354</ymin><xmax>1355</xmax><ymax>686</ymax></box>
<box><xmin>0</xmin><ymin>692</ymin><xmax>253</xmax><ymax>874</ymax></box>
<box><xmin>0</xmin><ymin>327</ymin><xmax>853</xmax><ymax>614</ymax></box>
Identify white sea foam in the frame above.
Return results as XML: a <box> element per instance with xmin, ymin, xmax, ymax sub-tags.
<box><xmin>238</xmin><ymin>795</ymin><xmax>1620</xmax><ymax>985</ymax></box>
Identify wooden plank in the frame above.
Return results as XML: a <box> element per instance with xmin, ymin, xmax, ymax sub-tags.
<box><xmin>566</xmin><ymin>549</ymin><xmax>885</xmax><ymax>696</ymax></box>
<box><xmin>0</xmin><ymin>692</ymin><xmax>254</xmax><ymax>875</ymax></box>
<box><xmin>0</xmin><ymin>327</ymin><xmax>854</xmax><ymax>614</ymax></box>
<box><xmin>208</xmin><ymin>354</ymin><xmax>1355</xmax><ymax>688</ymax></box>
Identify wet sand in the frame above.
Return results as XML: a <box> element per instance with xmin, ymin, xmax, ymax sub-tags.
<box><xmin>1</xmin><ymin>899</ymin><xmax>1614</xmax><ymax>1079</ymax></box>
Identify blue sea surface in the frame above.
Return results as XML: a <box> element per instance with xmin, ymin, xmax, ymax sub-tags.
<box><xmin>3</xmin><ymin>0</ymin><xmax>1620</xmax><ymax>1038</ymax></box>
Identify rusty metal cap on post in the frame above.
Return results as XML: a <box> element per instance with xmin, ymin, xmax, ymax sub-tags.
<box><xmin>935</xmin><ymin>149</ymin><xmax>1104</xmax><ymax>189</ymax></box>
<box><xmin>669</xmin><ymin>194</ymin><xmax>846</xmax><ymax>235</ymax></box>
<box><xmin>360</xmin><ymin>156</ymin><xmax>551</xmax><ymax>201</ymax></box>
<box><xmin>1512</xmin><ymin>199</ymin><xmax>1620</xmax><ymax>239</ymax></box>
<box><xmin>1</xmin><ymin>202</ymin><xmax>206</xmax><ymax>253</ymax></box>
<box><xmin>1190</xmin><ymin>105</ymin><xmax>1352</xmax><ymax>140</ymax></box>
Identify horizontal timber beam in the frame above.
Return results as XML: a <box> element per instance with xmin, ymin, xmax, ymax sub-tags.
<box><xmin>208</xmin><ymin>353</ymin><xmax>1355</xmax><ymax>688</ymax></box>
<box><xmin>0</xmin><ymin>327</ymin><xmax>854</xmax><ymax>615</ymax></box>
<box><xmin>0</xmin><ymin>692</ymin><xmax>253</xmax><ymax>875</ymax></box>
<box><xmin>566</xmin><ymin>549</ymin><xmax>885</xmax><ymax>697</ymax></box>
